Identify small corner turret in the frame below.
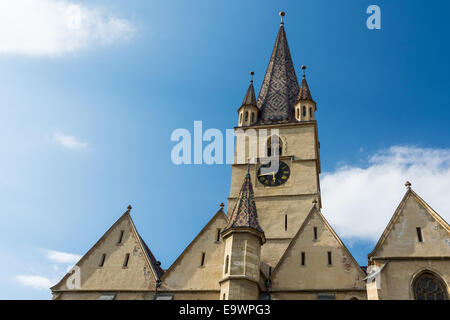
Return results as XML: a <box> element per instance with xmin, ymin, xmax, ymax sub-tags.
<box><xmin>294</xmin><ymin>65</ymin><xmax>316</xmax><ymax>121</ymax></box>
<box><xmin>237</xmin><ymin>71</ymin><xmax>259</xmax><ymax>127</ymax></box>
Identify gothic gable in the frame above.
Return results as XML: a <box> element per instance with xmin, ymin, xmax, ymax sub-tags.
<box><xmin>161</xmin><ymin>209</ymin><xmax>228</xmax><ymax>291</ymax></box>
<box><xmin>270</xmin><ymin>206</ymin><xmax>366</xmax><ymax>291</ymax></box>
<box><xmin>369</xmin><ymin>189</ymin><xmax>450</xmax><ymax>259</ymax></box>
<box><xmin>51</xmin><ymin>209</ymin><xmax>162</xmax><ymax>293</ymax></box>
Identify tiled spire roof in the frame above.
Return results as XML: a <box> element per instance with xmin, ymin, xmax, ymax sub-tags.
<box><xmin>297</xmin><ymin>71</ymin><xmax>314</xmax><ymax>102</ymax></box>
<box><xmin>241</xmin><ymin>79</ymin><xmax>257</xmax><ymax>107</ymax></box>
<box><xmin>225</xmin><ymin>170</ymin><xmax>264</xmax><ymax>235</ymax></box>
<box><xmin>257</xmin><ymin>23</ymin><xmax>299</xmax><ymax>123</ymax></box>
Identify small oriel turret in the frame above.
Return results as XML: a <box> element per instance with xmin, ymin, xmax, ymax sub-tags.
<box><xmin>294</xmin><ymin>65</ymin><xmax>316</xmax><ymax>121</ymax></box>
<box><xmin>237</xmin><ymin>71</ymin><xmax>259</xmax><ymax>127</ymax></box>
<box><xmin>220</xmin><ymin>167</ymin><xmax>265</xmax><ymax>300</ymax></box>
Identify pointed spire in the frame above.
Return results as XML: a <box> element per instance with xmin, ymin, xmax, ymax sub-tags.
<box><xmin>224</xmin><ymin>170</ymin><xmax>265</xmax><ymax>238</ymax></box>
<box><xmin>297</xmin><ymin>65</ymin><xmax>314</xmax><ymax>102</ymax></box>
<box><xmin>257</xmin><ymin>12</ymin><xmax>299</xmax><ymax>123</ymax></box>
<box><xmin>241</xmin><ymin>71</ymin><xmax>257</xmax><ymax>107</ymax></box>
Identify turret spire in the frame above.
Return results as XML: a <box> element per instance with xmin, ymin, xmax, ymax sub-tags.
<box><xmin>241</xmin><ymin>71</ymin><xmax>257</xmax><ymax>107</ymax></box>
<box><xmin>257</xmin><ymin>12</ymin><xmax>299</xmax><ymax>123</ymax></box>
<box><xmin>224</xmin><ymin>171</ymin><xmax>265</xmax><ymax>240</ymax></box>
<box><xmin>297</xmin><ymin>65</ymin><xmax>314</xmax><ymax>102</ymax></box>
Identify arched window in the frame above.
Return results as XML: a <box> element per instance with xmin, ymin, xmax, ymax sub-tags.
<box><xmin>413</xmin><ymin>272</ymin><xmax>448</xmax><ymax>300</ymax></box>
<box><xmin>302</xmin><ymin>106</ymin><xmax>306</xmax><ymax>117</ymax></box>
<box><xmin>245</xmin><ymin>111</ymin><xmax>249</xmax><ymax>122</ymax></box>
<box><xmin>224</xmin><ymin>255</ymin><xmax>229</xmax><ymax>274</ymax></box>
<box><xmin>251</xmin><ymin>112</ymin><xmax>255</xmax><ymax>123</ymax></box>
<box><xmin>267</xmin><ymin>135</ymin><xmax>282</xmax><ymax>157</ymax></box>
<box><xmin>309</xmin><ymin>107</ymin><xmax>312</xmax><ymax>118</ymax></box>
<box><xmin>239</xmin><ymin>112</ymin><xmax>243</xmax><ymax>124</ymax></box>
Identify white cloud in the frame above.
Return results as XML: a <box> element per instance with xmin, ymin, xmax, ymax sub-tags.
<box><xmin>322</xmin><ymin>146</ymin><xmax>450</xmax><ymax>242</ymax></box>
<box><xmin>16</xmin><ymin>275</ymin><xmax>54</xmax><ymax>290</ymax></box>
<box><xmin>15</xmin><ymin>249</ymin><xmax>81</xmax><ymax>291</ymax></box>
<box><xmin>52</xmin><ymin>131</ymin><xmax>87</xmax><ymax>150</ymax></box>
<box><xmin>45</xmin><ymin>249</ymin><xmax>81</xmax><ymax>264</ymax></box>
<box><xmin>0</xmin><ymin>0</ymin><xmax>135</xmax><ymax>56</ymax></box>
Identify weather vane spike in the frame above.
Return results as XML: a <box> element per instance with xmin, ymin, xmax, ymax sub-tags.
<box><xmin>302</xmin><ymin>65</ymin><xmax>306</xmax><ymax>78</ymax></box>
<box><xmin>250</xmin><ymin>71</ymin><xmax>254</xmax><ymax>83</ymax></box>
<box><xmin>279</xmin><ymin>11</ymin><xmax>285</xmax><ymax>25</ymax></box>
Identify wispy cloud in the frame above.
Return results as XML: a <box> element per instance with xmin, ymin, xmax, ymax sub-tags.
<box><xmin>322</xmin><ymin>146</ymin><xmax>450</xmax><ymax>241</ymax></box>
<box><xmin>45</xmin><ymin>249</ymin><xmax>81</xmax><ymax>264</ymax></box>
<box><xmin>16</xmin><ymin>249</ymin><xmax>80</xmax><ymax>291</ymax></box>
<box><xmin>0</xmin><ymin>0</ymin><xmax>135</xmax><ymax>56</ymax></box>
<box><xmin>16</xmin><ymin>275</ymin><xmax>54</xmax><ymax>290</ymax></box>
<box><xmin>52</xmin><ymin>131</ymin><xmax>88</xmax><ymax>150</ymax></box>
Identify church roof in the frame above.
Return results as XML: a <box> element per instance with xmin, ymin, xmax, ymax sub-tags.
<box><xmin>140</xmin><ymin>236</ymin><xmax>164</xmax><ymax>279</ymax></box>
<box><xmin>224</xmin><ymin>170</ymin><xmax>264</xmax><ymax>236</ymax></box>
<box><xmin>241</xmin><ymin>78</ymin><xmax>257</xmax><ymax>107</ymax></box>
<box><xmin>368</xmin><ymin>185</ymin><xmax>450</xmax><ymax>258</ymax></box>
<box><xmin>297</xmin><ymin>73</ymin><xmax>314</xmax><ymax>102</ymax></box>
<box><xmin>257</xmin><ymin>22</ymin><xmax>299</xmax><ymax>123</ymax></box>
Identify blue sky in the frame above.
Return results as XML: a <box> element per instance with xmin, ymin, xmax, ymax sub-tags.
<box><xmin>0</xmin><ymin>0</ymin><xmax>450</xmax><ymax>299</ymax></box>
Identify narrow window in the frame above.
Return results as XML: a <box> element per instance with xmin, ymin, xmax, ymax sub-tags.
<box><xmin>301</xmin><ymin>252</ymin><xmax>306</xmax><ymax>266</ymax></box>
<box><xmin>296</xmin><ymin>108</ymin><xmax>299</xmax><ymax>119</ymax></box>
<box><xmin>327</xmin><ymin>251</ymin><xmax>332</xmax><ymax>265</ymax></box>
<box><xmin>251</xmin><ymin>112</ymin><xmax>255</xmax><ymax>123</ymax></box>
<box><xmin>267</xmin><ymin>136</ymin><xmax>282</xmax><ymax>157</ymax></box>
<box><xmin>225</xmin><ymin>255</ymin><xmax>229</xmax><ymax>274</ymax></box>
<box><xmin>223</xmin><ymin>294</ymin><xmax>226</xmax><ymax>300</ymax></box>
<box><xmin>303</xmin><ymin>106</ymin><xmax>306</xmax><ymax>117</ymax></box>
<box><xmin>99</xmin><ymin>254</ymin><xmax>106</xmax><ymax>267</ymax></box>
<box><xmin>123</xmin><ymin>253</ymin><xmax>130</xmax><ymax>267</ymax></box>
<box><xmin>239</xmin><ymin>113</ymin><xmax>243</xmax><ymax>124</ymax></box>
<box><xmin>117</xmin><ymin>230</ymin><xmax>124</xmax><ymax>244</ymax></box>
<box><xmin>309</xmin><ymin>107</ymin><xmax>312</xmax><ymax>118</ymax></box>
<box><xmin>284</xmin><ymin>214</ymin><xmax>288</xmax><ymax>231</ymax></box>
<box><xmin>245</xmin><ymin>111</ymin><xmax>249</xmax><ymax>121</ymax></box>
<box><xmin>313</xmin><ymin>227</ymin><xmax>318</xmax><ymax>240</ymax></box>
<box><xmin>416</xmin><ymin>227</ymin><xmax>423</xmax><ymax>242</ymax></box>
<box><xmin>200</xmin><ymin>252</ymin><xmax>206</xmax><ymax>266</ymax></box>
<box><xmin>216</xmin><ymin>229</ymin><xmax>221</xmax><ymax>242</ymax></box>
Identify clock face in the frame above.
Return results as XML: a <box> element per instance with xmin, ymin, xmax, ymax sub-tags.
<box><xmin>257</xmin><ymin>161</ymin><xmax>290</xmax><ymax>187</ymax></box>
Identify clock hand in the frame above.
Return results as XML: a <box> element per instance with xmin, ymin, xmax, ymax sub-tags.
<box><xmin>258</xmin><ymin>171</ymin><xmax>275</xmax><ymax>177</ymax></box>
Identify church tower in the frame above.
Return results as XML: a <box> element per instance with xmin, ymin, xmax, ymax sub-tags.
<box><xmin>220</xmin><ymin>168</ymin><xmax>265</xmax><ymax>300</ymax></box>
<box><xmin>227</xmin><ymin>12</ymin><xmax>321</xmax><ymax>270</ymax></box>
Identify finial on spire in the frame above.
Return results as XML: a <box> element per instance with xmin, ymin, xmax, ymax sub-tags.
<box><xmin>127</xmin><ymin>205</ymin><xmax>132</xmax><ymax>211</ymax></box>
<box><xmin>301</xmin><ymin>65</ymin><xmax>306</xmax><ymax>78</ymax></box>
<box><xmin>312</xmin><ymin>198</ymin><xmax>318</xmax><ymax>206</ymax></box>
<box><xmin>405</xmin><ymin>181</ymin><xmax>412</xmax><ymax>189</ymax></box>
<box><xmin>279</xmin><ymin>11</ymin><xmax>285</xmax><ymax>25</ymax></box>
<box><xmin>220</xmin><ymin>202</ymin><xmax>225</xmax><ymax>210</ymax></box>
<box><xmin>246</xmin><ymin>160</ymin><xmax>251</xmax><ymax>176</ymax></box>
<box><xmin>250</xmin><ymin>71</ymin><xmax>254</xmax><ymax>83</ymax></box>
